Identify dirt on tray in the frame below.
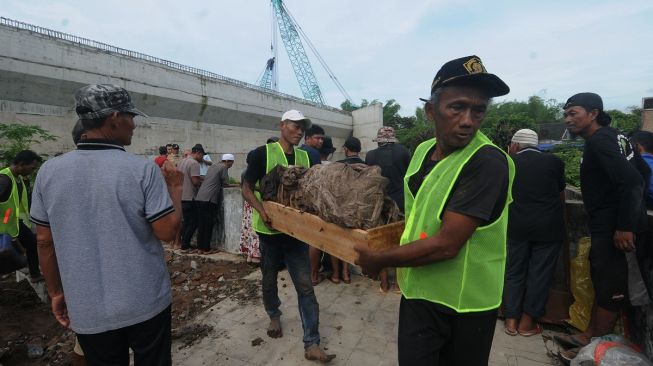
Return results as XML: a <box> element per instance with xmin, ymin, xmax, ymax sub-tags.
<box><xmin>0</xmin><ymin>250</ymin><xmax>259</xmax><ymax>365</ymax></box>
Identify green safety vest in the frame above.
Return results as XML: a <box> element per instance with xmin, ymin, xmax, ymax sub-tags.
<box><xmin>0</xmin><ymin>167</ymin><xmax>30</xmax><ymax>238</ymax></box>
<box><xmin>251</xmin><ymin>142</ymin><xmax>310</xmax><ymax>235</ymax></box>
<box><xmin>397</xmin><ymin>131</ymin><xmax>515</xmax><ymax>312</ymax></box>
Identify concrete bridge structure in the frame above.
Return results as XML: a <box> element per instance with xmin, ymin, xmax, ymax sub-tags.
<box><xmin>0</xmin><ymin>18</ymin><xmax>383</xmax><ymax>176</ymax></box>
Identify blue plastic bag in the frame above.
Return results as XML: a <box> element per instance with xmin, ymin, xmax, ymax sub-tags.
<box><xmin>0</xmin><ymin>233</ymin><xmax>27</xmax><ymax>275</ymax></box>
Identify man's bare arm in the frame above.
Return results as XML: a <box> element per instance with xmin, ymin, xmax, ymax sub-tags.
<box><xmin>36</xmin><ymin>224</ymin><xmax>70</xmax><ymax>328</ymax></box>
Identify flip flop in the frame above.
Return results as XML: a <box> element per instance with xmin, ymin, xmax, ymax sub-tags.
<box><xmin>504</xmin><ymin>326</ymin><xmax>518</xmax><ymax>336</ymax></box>
<box><xmin>328</xmin><ymin>276</ymin><xmax>341</xmax><ymax>284</ymax></box>
<box><xmin>518</xmin><ymin>324</ymin><xmax>543</xmax><ymax>337</ymax></box>
<box><xmin>553</xmin><ymin>333</ymin><xmax>588</xmax><ymax>349</ymax></box>
<box><xmin>342</xmin><ymin>277</ymin><xmax>351</xmax><ymax>284</ymax></box>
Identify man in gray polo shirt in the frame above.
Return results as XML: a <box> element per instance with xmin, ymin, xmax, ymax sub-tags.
<box><xmin>32</xmin><ymin>84</ymin><xmax>182</xmax><ymax>365</ymax></box>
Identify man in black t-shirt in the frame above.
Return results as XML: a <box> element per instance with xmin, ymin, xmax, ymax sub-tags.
<box><xmin>555</xmin><ymin>93</ymin><xmax>649</xmax><ymax>358</ymax></box>
<box><xmin>365</xmin><ymin>127</ymin><xmax>411</xmax><ymax>212</ymax></box>
<box><xmin>503</xmin><ymin>129</ymin><xmax>565</xmax><ymax>337</ymax></box>
<box><xmin>337</xmin><ymin>137</ymin><xmax>365</xmax><ymax>165</ymax></box>
<box><xmin>241</xmin><ymin>110</ymin><xmax>334</xmax><ymax>363</ymax></box>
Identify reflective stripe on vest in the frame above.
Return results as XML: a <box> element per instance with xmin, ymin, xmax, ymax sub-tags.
<box><xmin>0</xmin><ymin>167</ymin><xmax>27</xmax><ymax>238</ymax></box>
<box><xmin>251</xmin><ymin>142</ymin><xmax>310</xmax><ymax>235</ymax></box>
<box><xmin>397</xmin><ymin>131</ymin><xmax>515</xmax><ymax>312</ymax></box>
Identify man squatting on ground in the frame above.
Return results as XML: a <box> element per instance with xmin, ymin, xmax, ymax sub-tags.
<box><xmin>553</xmin><ymin>92</ymin><xmax>651</xmax><ymax>358</ymax></box>
<box><xmin>241</xmin><ymin>109</ymin><xmax>336</xmax><ymax>363</ymax></box>
<box><xmin>356</xmin><ymin>55</ymin><xmax>514</xmax><ymax>366</ymax></box>
<box><xmin>32</xmin><ymin>84</ymin><xmax>183</xmax><ymax>365</ymax></box>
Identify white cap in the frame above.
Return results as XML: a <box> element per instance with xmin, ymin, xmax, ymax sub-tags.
<box><xmin>221</xmin><ymin>153</ymin><xmax>235</xmax><ymax>161</ymax></box>
<box><xmin>511</xmin><ymin>129</ymin><xmax>539</xmax><ymax>148</ymax></box>
<box><xmin>281</xmin><ymin>110</ymin><xmax>312</xmax><ymax>129</ymax></box>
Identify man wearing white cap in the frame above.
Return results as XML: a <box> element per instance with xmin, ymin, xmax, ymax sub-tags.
<box><xmin>195</xmin><ymin>153</ymin><xmax>235</xmax><ymax>253</ymax></box>
<box><xmin>503</xmin><ymin>129</ymin><xmax>565</xmax><ymax>337</ymax></box>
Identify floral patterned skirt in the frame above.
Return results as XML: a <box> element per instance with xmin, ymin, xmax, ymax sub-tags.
<box><xmin>239</xmin><ymin>201</ymin><xmax>260</xmax><ymax>259</ymax></box>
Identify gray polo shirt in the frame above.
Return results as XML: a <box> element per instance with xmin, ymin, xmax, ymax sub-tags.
<box><xmin>196</xmin><ymin>162</ymin><xmax>229</xmax><ymax>204</ymax></box>
<box><xmin>30</xmin><ymin>140</ymin><xmax>173</xmax><ymax>334</ymax></box>
<box><xmin>177</xmin><ymin>157</ymin><xmax>200</xmax><ymax>201</ymax></box>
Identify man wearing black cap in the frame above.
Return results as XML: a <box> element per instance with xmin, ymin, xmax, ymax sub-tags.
<box><xmin>338</xmin><ymin>137</ymin><xmax>365</xmax><ymax>165</ymax></box>
<box><xmin>554</xmin><ymin>93</ymin><xmax>650</xmax><ymax>358</ymax></box>
<box><xmin>356</xmin><ymin>56</ymin><xmax>514</xmax><ymax>365</ymax></box>
<box><xmin>31</xmin><ymin>84</ymin><xmax>182</xmax><ymax>364</ymax></box>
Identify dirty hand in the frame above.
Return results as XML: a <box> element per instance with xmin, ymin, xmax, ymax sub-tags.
<box><xmin>261</xmin><ymin>210</ymin><xmax>273</xmax><ymax>230</ymax></box>
<box><xmin>354</xmin><ymin>243</ymin><xmax>382</xmax><ymax>278</ymax></box>
<box><xmin>161</xmin><ymin>161</ymin><xmax>183</xmax><ymax>188</ymax></box>
<box><xmin>614</xmin><ymin>231</ymin><xmax>635</xmax><ymax>252</ymax></box>
<box><xmin>51</xmin><ymin>293</ymin><xmax>70</xmax><ymax>328</ymax></box>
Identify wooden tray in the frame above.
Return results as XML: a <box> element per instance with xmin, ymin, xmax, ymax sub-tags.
<box><xmin>262</xmin><ymin>201</ymin><xmax>404</xmax><ymax>264</ymax></box>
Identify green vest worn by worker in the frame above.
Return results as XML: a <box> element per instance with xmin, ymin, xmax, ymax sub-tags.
<box><xmin>397</xmin><ymin>131</ymin><xmax>515</xmax><ymax>312</ymax></box>
<box><xmin>251</xmin><ymin>142</ymin><xmax>310</xmax><ymax>235</ymax></box>
<box><xmin>0</xmin><ymin>167</ymin><xmax>30</xmax><ymax>238</ymax></box>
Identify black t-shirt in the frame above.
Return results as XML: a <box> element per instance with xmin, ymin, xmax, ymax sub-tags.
<box><xmin>508</xmin><ymin>148</ymin><xmax>565</xmax><ymax>241</ymax></box>
<box><xmin>365</xmin><ymin>143</ymin><xmax>411</xmax><ymax>212</ymax></box>
<box><xmin>337</xmin><ymin>156</ymin><xmax>365</xmax><ymax>165</ymax></box>
<box><xmin>407</xmin><ymin>145</ymin><xmax>509</xmax><ymax>224</ymax></box>
<box><xmin>581</xmin><ymin>127</ymin><xmax>648</xmax><ymax>233</ymax></box>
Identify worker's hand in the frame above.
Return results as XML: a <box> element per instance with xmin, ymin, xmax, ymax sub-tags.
<box><xmin>51</xmin><ymin>293</ymin><xmax>70</xmax><ymax>328</ymax></box>
<box><xmin>614</xmin><ymin>230</ymin><xmax>635</xmax><ymax>252</ymax></box>
<box><xmin>260</xmin><ymin>209</ymin><xmax>273</xmax><ymax>230</ymax></box>
<box><xmin>161</xmin><ymin>161</ymin><xmax>183</xmax><ymax>188</ymax></box>
<box><xmin>354</xmin><ymin>243</ymin><xmax>382</xmax><ymax>278</ymax></box>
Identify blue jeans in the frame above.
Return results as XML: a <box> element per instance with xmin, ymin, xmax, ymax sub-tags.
<box><xmin>259</xmin><ymin>233</ymin><xmax>320</xmax><ymax>348</ymax></box>
<box><xmin>503</xmin><ymin>238</ymin><xmax>561</xmax><ymax>319</ymax></box>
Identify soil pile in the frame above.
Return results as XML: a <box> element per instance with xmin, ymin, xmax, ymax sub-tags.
<box><xmin>261</xmin><ymin>163</ymin><xmax>401</xmax><ymax>229</ymax></box>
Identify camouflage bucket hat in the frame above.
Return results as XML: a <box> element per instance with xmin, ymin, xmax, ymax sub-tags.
<box><xmin>374</xmin><ymin>126</ymin><xmax>398</xmax><ymax>143</ymax></box>
<box><xmin>74</xmin><ymin>84</ymin><xmax>147</xmax><ymax>120</ymax></box>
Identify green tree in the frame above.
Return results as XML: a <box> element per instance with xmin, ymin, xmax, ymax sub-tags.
<box><xmin>608</xmin><ymin>107</ymin><xmax>641</xmax><ymax>134</ymax></box>
<box><xmin>0</xmin><ymin>123</ymin><xmax>57</xmax><ymax>166</ymax></box>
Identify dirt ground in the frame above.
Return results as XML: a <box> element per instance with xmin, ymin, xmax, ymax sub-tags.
<box><xmin>0</xmin><ymin>251</ymin><xmax>258</xmax><ymax>365</ymax></box>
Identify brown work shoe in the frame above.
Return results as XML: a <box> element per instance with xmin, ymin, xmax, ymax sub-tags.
<box><xmin>304</xmin><ymin>345</ymin><xmax>336</xmax><ymax>363</ymax></box>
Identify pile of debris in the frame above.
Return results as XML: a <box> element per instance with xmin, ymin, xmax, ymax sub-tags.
<box><xmin>260</xmin><ymin>163</ymin><xmax>401</xmax><ymax>229</ymax></box>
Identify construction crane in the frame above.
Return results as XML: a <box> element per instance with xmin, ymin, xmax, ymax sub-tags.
<box><xmin>256</xmin><ymin>0</ymin><xmax>351</xmax><ymax>106</ymax></box>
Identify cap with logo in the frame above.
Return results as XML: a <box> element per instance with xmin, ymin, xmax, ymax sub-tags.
<box><xmin>420</xmin><ymin>55</ymin><xmax>509</xmax><ymax>102</ymax></box>
<box><xmin>343</xmin><ymin>136</ymin><xmax>362</xmax><ymax>152</ymax></box>
<box><xmin>221</xmin><ymin>153</ymin><xmax>235</xmax><ymax>161</ymax></box>
<box><xmin>511</xmin><ymin>129</ymin><xmax>539</xmax><ymax>148</ymax></box>
<box><xmin>564</xmin><ymin>92</ymin><xmax>612</xmax><ymax>125</ymax></box>
<box><xmin>281</xmin><ymin>109</ymin><xmax>312</xmax><ymax>130</ymax></box>
<box><xmin>75</xmin><ymin>84</ymin><xmax>147</xmax><ymax>120</ymax></box>
<box><xmin>374</xmin><ymin>126</ymin><xmax>398</xmax><ymax>143</ymax></box>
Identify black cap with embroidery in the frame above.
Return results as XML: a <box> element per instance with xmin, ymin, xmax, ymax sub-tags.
<box><xmin>420</xmin><ymin>55</ymin><xmax>509</xmax><ymax>101</ymax></box>
<box><xmin>564</xmin><ymin>92</ymin><xmax>612</xmax><ymax>126</ymax></box>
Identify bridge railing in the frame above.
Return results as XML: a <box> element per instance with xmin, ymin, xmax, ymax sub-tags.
<box><xmin>0</xmin><ymin>17</ymin><xmax>346</xmax><ymax>114</ymax></box>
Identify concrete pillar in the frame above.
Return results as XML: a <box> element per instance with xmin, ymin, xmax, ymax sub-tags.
<box><xmin>352</xmin><ymin>103</ymin><xmax>383</xmax><ymax>155</ymax></box>
<box><xmin>642</xmin><ymin>97</ymin><xmax>653</xmax><ymax>132</ymax></box>
<box><xmin>218</xmin><ymin>187</ymin><xmax>244</xmax><ymax>254</ymax></box>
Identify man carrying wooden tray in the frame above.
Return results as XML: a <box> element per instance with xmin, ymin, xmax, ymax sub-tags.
<box><xmin>356</xmin><ymin>55</ymin><xmax>514</xmax><ymax>366</ymax></box>
<box><xmin>241</xmin><ymin>109</ymin><xmax>335</xmax><ymax>363</ymax></box>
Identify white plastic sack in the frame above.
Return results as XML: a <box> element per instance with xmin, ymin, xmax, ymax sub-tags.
<box><xmin>571</xmin><ymin>334</ymin><xmax>652</xmax><ymax>366</ymax></box>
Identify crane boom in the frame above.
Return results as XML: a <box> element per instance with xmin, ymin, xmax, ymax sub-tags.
<box><xmin>271</xmin><ymin>0</ymin><xmax>324</xmax><ymax>105</ymax></box>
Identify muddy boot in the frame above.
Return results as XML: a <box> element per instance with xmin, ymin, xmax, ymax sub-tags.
<box><xmin>304</xmin><ymin>345</ymin><xmax>336</xmax><ymax>363</ymax></box>
<box><xmin>267</xmin><ymin>317</ymin><xmax>283</xmax><ymax>338</ymax></box>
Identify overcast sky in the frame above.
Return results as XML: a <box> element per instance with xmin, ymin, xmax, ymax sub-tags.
<box><xmin>3</xmin><ymin>0</ymin><xmax>653</xmax><ymax>116</ymax></box>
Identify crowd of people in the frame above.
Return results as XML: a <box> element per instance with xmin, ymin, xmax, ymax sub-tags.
<box><xmin>1</xmin><ymin>54</ymin><xmax>652</xmax><ymax>365</ymax></box>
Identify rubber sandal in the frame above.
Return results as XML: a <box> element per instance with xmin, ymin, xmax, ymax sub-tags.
<box><xmin>504</xmin><ymin>326</ymin><xmax>518</xmax><ymax>336</ymax></box>
<box><xmin>558</xmin><ymin>347</ymin><xmax>580</xmax><ymax>363</ymax></box>
<box><xmin>518</xmin><ymin>324</ymin><xmax>542</xmax><ymax>337</ymax></box>
<box><xmin>328</xmin><ymin>276</ymin><xmax>340</xmax><ymax>284</ymax></box>
<box><xmin>553</xmin><ymin>333</ymin><xmax>588</xmax><ymax>349</ymax></box>
<box><xmin>342</xmin><ymin>277</ymin><xmax>351</xmax><ymax>284</ymax></box>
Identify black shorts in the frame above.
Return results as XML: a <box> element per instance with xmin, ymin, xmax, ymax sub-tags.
<box><xmin>589</xmin><ymin>234</ymin><xmax>628</xmax><ymax>311</ymax></box>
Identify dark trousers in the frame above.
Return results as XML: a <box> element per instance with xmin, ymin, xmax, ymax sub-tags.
<box><xmin>398</xmin><ymin>297</ymin><xmax>497</xmax><ymax>366</ymax></box>
<box><xmin>503</xmin><ymin>238</ymin><xmax>561</xmax><ymax>319</ymax></box>
<box><xmin>196</xmin><ymin>201</ymin><xmax>218</xmax><ymax>251</ymax></box>
<box><xmin>76</xmin><ymin>305</ymin><xmax>171</xmax><ymax>366</ymax></box>
<box><xmin>180</xmin><ymin>201</ymin><xmax>198</xmax><ymax>249</ymax></box>
<box><xmin>18</xmin><ymin>221</ymin><xmax>40</xmax><ymax>277</ymax></box>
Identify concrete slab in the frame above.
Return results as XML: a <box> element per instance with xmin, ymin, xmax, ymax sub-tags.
<box><xmin>172</xmin><ymin>266</ymin><xmax>559</xmax><ymax>365</ymax></box>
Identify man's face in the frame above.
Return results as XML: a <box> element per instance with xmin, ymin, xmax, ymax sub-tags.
<box><xmin>564</xmin><ymin>106</ymin><xmax>598</xmax><ymax>137</ymax></box>
<box><xmin>426</xmin><ymin>85</ymin><xmax>489</xmax><ymax>151</ymax></box>
<box><xmin>305</xmin><ymin>133</ymin><xmax>324</xmax><ymax>149</ymax></box>
<box><xmin>17</xmin><ymin>161</ymin><xmax>39</xmax><ymax>176</ymax></box>
<box><xmin>280</xmin><ymin>121</ymin><xmax>305</xmax><ymax>146</ymax></box>
<box><xmin>172</xmin><ymin>148</ymin><xmax>180</xmax><ymax>156</ymax></box>
<box><xmin>114</xmin><ymin>113</ymin><xmax>136</xmax><ymax>146</ymax></box>
<box><xmin>223</xmin><ymin>160</ymin><xmax>234</xmax><ymax>168</ymax></box>
<box><xmin>166</xmin><ymin>146</ymin><xmax>173</xmax><ymax>154</ymax></box>
<box><xmin>193</xmin><ymin>151</ymin><xmax>203</xmax><ymax>162</ymax></box>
